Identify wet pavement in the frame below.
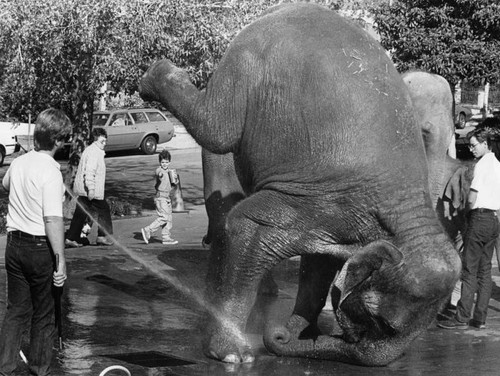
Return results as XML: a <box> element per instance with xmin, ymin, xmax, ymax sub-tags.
<box><xmin>1</xmin><ymin>136</ymin><xmax>500</xmax><ymax>375</ymax></box>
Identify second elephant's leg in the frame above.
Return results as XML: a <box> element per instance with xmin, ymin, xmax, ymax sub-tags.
<box><xmin>291</xmin><ymin>255</ymin><xmax>339</xmax><ymax>333</ymax></box>
<box><xmin>264</xmin><ymin>248</ymin><xmax>353</xmax><ymax>355</ymax></box>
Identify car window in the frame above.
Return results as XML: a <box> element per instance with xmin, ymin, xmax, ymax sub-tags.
<box><xmin>93</xmin><ymin>114</ymin><xmax>110</xmax><ymax>126</ymax></box>
<box><xmin>110</xmin><ymin>113</ymin><xmax>131</xmax><ymax>126</ymax></box>
<box><xmin>146</xmin><ymin>111</ymin><xmax>167</xmax><ymax>122</ymax></box>
<box><xmin>130</xmin><ymin>111</ymin><xmax>149</xmax><ymax>124</ymax></box>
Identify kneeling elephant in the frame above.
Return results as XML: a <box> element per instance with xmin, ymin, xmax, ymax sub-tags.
<box><xmin>140</xmin><ymin>3</ymin><xmax>461</xmax><ymax>366</ymax></box>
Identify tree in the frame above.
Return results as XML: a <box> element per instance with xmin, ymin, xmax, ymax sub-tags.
<box><xmin>371</xmin><ymin>0</ymin><xmax>500</xmax><ymax>87</ymax></box>
<box><xmin>0</xmin><ymin>0</ymin><xmax>373</xmax><ymax>139</ymax></box>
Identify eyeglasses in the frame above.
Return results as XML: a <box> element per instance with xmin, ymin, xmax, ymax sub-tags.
<box><xmin>469</xmin><ymin>142</ymin><xmax>482</xmax><ymax>150</ymax></box>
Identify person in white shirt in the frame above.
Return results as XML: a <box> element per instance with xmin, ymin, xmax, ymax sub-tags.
<box><xmin>0</xmin><ymin>108</ymin><xmax>71</xmax><ymax>376</ymax></box>
<box><xmin>439</xmin><ymin>127</ymin><xmax>500</xmax><ymax>330</ymax></box>
<box><xmin>65</xmin><ymin>127</ymin><xmax>114</xmax><ymax>247</ymax></box>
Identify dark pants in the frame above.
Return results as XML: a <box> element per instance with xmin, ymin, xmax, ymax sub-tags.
<box><xmin>456</xmin><ymin>210</ymin><xmax>500</xmax><ymax>324</ymax></box>
<box><xmin>66</xmin><ymin>196</ymin><xmax>113</xmax><ymax>241</ymax></box>
<box><xmin>0</xmin><ymin>235</ymin><xmax>56</xmax><ymax>376</ymax></box>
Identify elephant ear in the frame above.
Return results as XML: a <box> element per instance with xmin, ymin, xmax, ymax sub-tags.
<box><xmin>335</xmin><ymin>240</ymin><xmax>404</xmax><ymax>307</ymax></box>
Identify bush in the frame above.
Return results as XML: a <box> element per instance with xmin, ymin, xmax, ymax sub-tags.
<box><xmin>107</xmin><ymin>196</ymin><xmax>142</xmax><ymax>217</ymax></box>
<box><xmin>0</xmin><ymin>199</ymin><xmax>7</xmax><ymax>235</ymax></box>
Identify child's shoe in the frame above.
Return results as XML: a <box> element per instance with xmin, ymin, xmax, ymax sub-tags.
<box><xmin>162</xmin><ymin>238</ymin><xmax>178</xmax><ymax>245</ymax></box>
<box><xmin>141</xmin><ymin>228</ymin><xmax>151</xmax><ymax>244</ymax></box>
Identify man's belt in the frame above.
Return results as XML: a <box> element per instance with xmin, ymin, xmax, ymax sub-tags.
<box><xmin>8</xmin><ymin>230</ymin><xmax>47</xmax><ymax>242</ymax></box>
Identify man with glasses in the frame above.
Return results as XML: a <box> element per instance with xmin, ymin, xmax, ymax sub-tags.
<box><xmin>439</xmin><ymin>127</ymin><xmax>500</xmax><ymax>330</ymax></box>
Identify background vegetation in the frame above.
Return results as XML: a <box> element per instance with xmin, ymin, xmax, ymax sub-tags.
<box><xmin>373</xmin><ymin>0</ymin><xmax>500</xmax><ymax>87</ymax></box>
<box><xmin>1</xmin><ymin>0</ymin><xmax>498</xmax><ymax>136</ymax></box>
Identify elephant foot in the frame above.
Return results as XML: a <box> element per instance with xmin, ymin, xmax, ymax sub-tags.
<box><xmin>203</xmin><ymin>320</ymin><xmax>255</xmax><ymax>363</ymax></box>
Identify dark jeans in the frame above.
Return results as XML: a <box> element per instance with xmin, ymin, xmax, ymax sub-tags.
<box><xmin>0</xmin><ymin>235</ymin><xmax>56</xmax><ymax>376</ymax></box>
<box><xmin>456</xmin><ymin>211</ymin><xmax>500</xmax><ymax>324</ymax></box>
<box><xmin>66</xmin><ymin>196</ymin><xmax>113</xmax><ymax>241</ymax></box>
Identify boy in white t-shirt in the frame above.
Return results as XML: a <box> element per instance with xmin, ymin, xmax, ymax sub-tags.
<box><xmin>0</xmin><ymin>108</ymin><xmax>71</xmax><ymax>375</ymax></box>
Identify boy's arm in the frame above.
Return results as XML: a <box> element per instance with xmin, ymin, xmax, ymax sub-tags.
<box><xmin>2</xmin><ymin>167</ymin><xmax>11</xmax><ymax>191</ymax></box>
<box><xmin>44</xmin><ymin>216</ymin><xmax>67</xmax><ymax>287</ymax></box>
<box><xmin>168</xmin><ymin>169</ymin><xmax>178</xmax><ymax>186</ymax></box>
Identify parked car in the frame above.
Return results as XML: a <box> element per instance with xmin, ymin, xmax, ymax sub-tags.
<box><xmin>454</xmin><ymin>104</ymin><xmax>474</xmax><ymax>129</ymax></box>
<box><xmin>92</xmin><ymin>108</ymin><xmax>175</xmax><ymax>154</ymax></box>
<box><xmin>454</xmin><ymin>104</ymin><xmax>484</xmax><ymax>129</ymax></box>
<box><xmin>0</xmin><ymin>124</ymin><xmax>19</xmax><ymax>166</ymax></box>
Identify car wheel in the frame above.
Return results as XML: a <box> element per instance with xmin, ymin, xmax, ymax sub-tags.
<box><xmin>456</xmin><ymin>112</ymin><xmax>466</xmax><ymax>129</ymax></box>
<box><xmin>0</xmin><ymin>148</ymin><xmax>5</xmax><ymax>167</ymax></box>
<box><xmin>141</xmin><ymin>135</ymin><xmax>157</xmax><ymax>155</ymax></box>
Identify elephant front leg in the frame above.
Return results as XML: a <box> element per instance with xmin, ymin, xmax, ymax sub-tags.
<box><xmin>202</xmin><ymin>191</ymin><xmax>295</xmax><ymax>363</ymax></box>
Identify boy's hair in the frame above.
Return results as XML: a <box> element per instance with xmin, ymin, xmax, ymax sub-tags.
<box><xmin>472</xmin><ymin>117</ymin><xmax>500</xmax><ymax>161</ymax></box>
<box><xmin>468</xmin><ymin>127</ymin><xmax>492</xmax><ymax>145</ymax></box>
<box><xmin>91</xmin><ymin>127</ymin><xmax>108</xmax><ymax>142</ymax></box>
<box><xmin>34</xmin><ymin>108</ymin><xmax>72</xmax><ymax>151</ymax></box>
<box><xmin>158</xmin><ymin>149</ymin><xmax>171</xmax><ymax>162</ymax></box>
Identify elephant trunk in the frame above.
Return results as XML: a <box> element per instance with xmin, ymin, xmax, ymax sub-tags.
<box><xmin>264</xmin><ymin>320</ymin><xmax>412</xmax><ymax>366</ymax></box>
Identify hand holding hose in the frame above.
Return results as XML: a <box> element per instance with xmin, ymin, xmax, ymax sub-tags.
<box><xmin>53</xmin><ymin>254</ymin><xmax>67</xmax><ymax>287</ymax></box>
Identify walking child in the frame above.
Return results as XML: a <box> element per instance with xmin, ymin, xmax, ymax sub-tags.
<box><xmin>141</xmin><ymin>149</ymin><xmax>179</xmax><ymax>245</ymax></box>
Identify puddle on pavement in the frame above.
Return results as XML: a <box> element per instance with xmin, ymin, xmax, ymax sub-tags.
<box><xmin>101</xmin><ymin>351</ymin><xmax>196</xmax><ymax>368</ymax></box>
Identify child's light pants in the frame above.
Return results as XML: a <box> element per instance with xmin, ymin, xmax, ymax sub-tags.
<box><xmin>145</xmin><ymin>197</ymin><xmax>173</xmax><ymax>241</ymax></box>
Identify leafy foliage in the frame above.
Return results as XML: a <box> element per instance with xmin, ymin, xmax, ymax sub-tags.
<box><xmin>1</xmin><ymin>0</ymin><xmax>498</xmax><ymax>137</ymax></box>
<box><xmin>372</xmin><ymin>0</ymin><xmax>500</xmax><ymax>86</ymax></box>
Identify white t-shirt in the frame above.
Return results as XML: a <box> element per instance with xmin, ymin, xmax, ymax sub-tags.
<box><xmin>3</xmin><ymin>150</ymin><xmax>65</xmax><ymax>236</ymax></box>
<box><xmin>470</xmin><ymin>151</ymin><xmax>500</xmax><ymax>211</ymax></box>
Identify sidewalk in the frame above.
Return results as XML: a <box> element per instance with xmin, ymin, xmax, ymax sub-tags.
<box><xmin>0</xmin><ymin>204</ymin><xmax>209</xmax><ymax>264</ymax></box>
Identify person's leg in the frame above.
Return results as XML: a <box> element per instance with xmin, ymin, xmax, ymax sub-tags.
<box><xmin>473</xmin><ymin>215</ymin><xmax>500</xmax><ymax>324</ymax></box>
<box><xmin>66</xmin><ymin>196</ymin><xmax>91</xmax><ymax>241</ymax></box>
<box><xmin>91</xmin><ymin>198</ymin><xmax>113</xmax><ymax>237</ymax></box>
<box><xmin>146</xmin><ymin>198</ymin><xmax>168</xmax><ymax>234</ymax></box>
<box><xmin>0</xmin><ymin>238</ymin><xmax>34</xmax><ymax>376</ymax></box>
<box><xmin>24</xmin><ymin>241</ymin><xmax>55</xmax><ymax>376</ymax></box>
<box><xmin>455</xmin><ymin>215</ymin><xmax>482</xmax><ymax>323</ymax></box>
<box><xmin>159</xmin><ymin>198</ymin><xmax>174</xmax><ymax>241</ymax></box>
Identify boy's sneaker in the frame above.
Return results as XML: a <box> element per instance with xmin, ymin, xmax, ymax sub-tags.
<box><xmin>469</xmin><ymin>320</ymin><xmax>486</xmax><ymax>329</ymax></box>
<box><xmin>141</xmin><ymin>228</ymin><xmax>150</xmax><ymax>244</ymax></box>
<box><xmin>162</xmin><ymin>239</ymin><xmax>178</xmax><ymax>245</ymax></box>
<box><xmin>437</xmin><ymin>317</ymin><xmax>468</xmax><ymax>330</ymax></box>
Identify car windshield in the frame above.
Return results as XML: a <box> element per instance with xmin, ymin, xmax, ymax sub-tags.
<box><xmin>93</xmin><ymin>114</ymin><xmax>110</xmax><ymax>126</ymax></box>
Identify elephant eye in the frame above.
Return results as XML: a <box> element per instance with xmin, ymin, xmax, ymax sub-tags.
<box><xmin>362</xmin><ymin>290</ymin><xmax>381</xmax><ymax>316</ymax></box>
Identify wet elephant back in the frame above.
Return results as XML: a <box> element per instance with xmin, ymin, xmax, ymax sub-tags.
<box><xmin>210</xmin><ymin>4</ymin><xmax>428</xmax><ymax>195</ymax></box>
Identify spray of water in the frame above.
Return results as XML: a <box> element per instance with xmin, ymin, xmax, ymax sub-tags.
<box><xmin>64</xmin><ymin>184</ymin><xmax>248</xmax><ymax>348</ymax></box>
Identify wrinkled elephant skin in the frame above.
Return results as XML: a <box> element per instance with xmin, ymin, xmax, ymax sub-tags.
<box><xmin>403</xmin><ymin>71</ymin><xmax>474</xmax><ymax>248</ymax></box>
<box><xmin>140</xmin><ymin>3</ymin><xmax>461</xmax><ymax>366</ymax></box>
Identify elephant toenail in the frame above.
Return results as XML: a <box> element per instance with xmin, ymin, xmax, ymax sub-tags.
<box><xmin>223</xmin><ymin>354</ymin><xmax>240</xmax><ymax>363</ymax></box>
